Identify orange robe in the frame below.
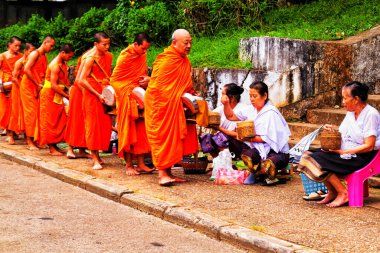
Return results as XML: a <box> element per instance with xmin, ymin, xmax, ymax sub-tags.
<box><xmin>20</xmin><ymin>51</ymin><xmax>47</xmax><ymax>137</ymax></box>
<box><xmin>82</xmin><ymin>53</ymin><xmax>112</xmax><ymax>150</ymax></box>
<box><xmin>0</xmin><ymin>52</ymin><xmax>23</xmax><ymax>129</ymax></box>
<box><xmin>8</xmin><ymin>57</ymin><xmax>26</xmax><ymax>133</ymax></box>
<box><xmin>144</xmin><ymin>45</ymin><xmax>197</xmax><ymax>170</ymax></box>
<box><xmin>36</xmin><ymin>63</ymin><xmax>68</xmax><ymax>145</ymax></box>
<box><xmin>110</xmin><ymin>45</ymin><xmax>150</xmax><ymax>158</ymax></box>
<box><xmin>65</xmin><ymin>56</ymin><xmax>86</xmax><ymax>148</ymax></box>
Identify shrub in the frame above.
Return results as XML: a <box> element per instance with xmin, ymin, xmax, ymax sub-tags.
<box><xmin>126</xmin><ymin>2</ymin><xmax>176</xmax><ymax>45</ymax></box>
<box><xmin>42</xmin><ymin>12</ymin><xmax>72</xmax><ymax>48</ymax></box>
<box><xmin>66</xmin><ymin>7</ymin><xmax>111</xmax><ymax>54</ymax></box>
<box><xmin>0</xmin><ymin>23</ymin><xmax>25</xmax><ymax>50</ymax></box>
<box><xmin>178</xmin><ymin>0</ymin><xmax>277</xmax><ymax>36</ymax></box>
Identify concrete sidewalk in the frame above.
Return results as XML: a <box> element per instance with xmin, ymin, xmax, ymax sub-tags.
<box><xmin>1</xmin><ymin>137</ymin><xmax>379</xmax><ymax>252</ymax></box>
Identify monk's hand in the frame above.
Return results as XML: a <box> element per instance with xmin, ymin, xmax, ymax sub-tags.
<box><xmin>138</xmin><ymin>76</ymin><xmax>150</xmax><ymax>88</ymax></box>
<box><xmin>98</xmin><ymin>94</ymin><xmax>106</xmax><ymax>104</ymax></box>
<box><xmin>221</xmin><ymin>95</ymin><xmax>229</xmax><ymax>105</ymax></box>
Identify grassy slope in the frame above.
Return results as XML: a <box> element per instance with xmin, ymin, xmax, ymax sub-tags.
<box><xmin>58</xmin><ymin>0</ymin><xmax>380</xmax><ymax>68</ymax></box>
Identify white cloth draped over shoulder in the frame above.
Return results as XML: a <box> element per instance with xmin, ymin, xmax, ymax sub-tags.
<box><xmin>213</xmin><ymin>102</ymin><xmax>249</xmax><ymax>131</ymax></box>
<box><xmin>235</xmin><ymin>101</ymin><xmax>291</xmax><ymax>160</ymax></box>
<box><xmin>339</xmin><ymin>104</ymin><xmax>380</xmax><ymax>159</ymax></box>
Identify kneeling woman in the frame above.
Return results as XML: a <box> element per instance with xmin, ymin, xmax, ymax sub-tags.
<box><xmin>299</xmin><ymin>81</ymin><xmax>380</xmax><ymax>208</ymax></box>
<box><xmin>223</xmin><ymin>81</ymin><xmax>291</xmax><ymax>185</ymax></box>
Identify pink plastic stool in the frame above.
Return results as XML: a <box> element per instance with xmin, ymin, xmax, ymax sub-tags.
<box><xmin>342</xmin><ymin>151</ymin><xmax>380</xmax><ymax>207</ymax></box>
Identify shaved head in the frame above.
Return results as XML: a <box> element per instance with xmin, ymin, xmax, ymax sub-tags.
<box><xmin>171</xmin><ymin>29</ymin><xmax>192</xmax><ymax>57</ymax></box>
<box><xmin>43</xmin><ymin>35</ymin><xmax>55</xmax><ymax>43</ymax></box>
<box><xmin>171</xmin><ymin>29</ymin><xmax>190</xmax><ymax>42</ymax></box>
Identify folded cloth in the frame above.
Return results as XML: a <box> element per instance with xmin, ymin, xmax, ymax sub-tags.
<box><xmin>298</xmin><ymin>154</ymin><xmax>331</xmax><ymax>182</ymax></box>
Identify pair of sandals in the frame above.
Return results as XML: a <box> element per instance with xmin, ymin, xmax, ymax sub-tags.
<box><xmin>241</xmin><ymin>155</ymin><xmax>277</xmax><ymax>180</ymax></box>
<box><xmin>303</xmin><ymin>190</ymin><xmax>327</xmax><ymax>201</ymax></box>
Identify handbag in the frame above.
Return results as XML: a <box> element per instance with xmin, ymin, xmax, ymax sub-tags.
<box><xmin>212</xmin><ymin>132</ymin><xmax>229</xmax><ymax>148</ymax></box>
<box><xmin>200</xmin><ymin>133</ymin><xmax>216</xmax><ymax>153</ymax></box>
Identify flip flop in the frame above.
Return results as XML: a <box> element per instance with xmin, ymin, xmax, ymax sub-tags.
<box><xmin>303</xmin><ymin>191</ymin><xmax>324</xmax><ymax>201</ymax></box>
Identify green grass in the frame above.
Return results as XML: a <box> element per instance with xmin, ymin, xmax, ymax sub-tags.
<box><xmin>56</xmin><ymin>0</ymin><xmax>380</xmax><ymax>69</ymax></box>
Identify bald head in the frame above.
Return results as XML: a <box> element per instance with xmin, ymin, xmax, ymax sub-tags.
<box><xmin>171</xmin><ymin>29</ymin><xmax>192</xmax><ymax>57</ymax></box>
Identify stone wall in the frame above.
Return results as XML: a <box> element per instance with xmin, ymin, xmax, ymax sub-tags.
<box><xmin>67</xmin><ymin>26</ymin><xmax>380</xmax><ymax>120</ymax></box>
<box><xmin>238</xmin><ymin>26</ymin><xmax>380</xmax><ymax>119</ymax></box>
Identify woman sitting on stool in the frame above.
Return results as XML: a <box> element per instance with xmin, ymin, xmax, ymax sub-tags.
<box><xmin>299</xmin><ymin>81</ymin><xmax>380</xmax><ymax>207</ymax></box>
<box><xmin>223</xmin><ymin>81</ymin><xmax>291</xmax><ymax>185</ymax></box>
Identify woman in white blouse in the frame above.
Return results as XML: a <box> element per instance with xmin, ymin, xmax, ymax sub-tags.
<box><xmin>223</xmin><ymin>81</ymin><xmax>291</xmax><ymax>185</ymax></box>
<box><xmin>299</xmin><ymin>81</ymin><xmax>380</xmax><ymax>207</ymax></box>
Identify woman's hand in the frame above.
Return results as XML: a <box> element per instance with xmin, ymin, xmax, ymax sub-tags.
<box><xmin>221</xmin><ymin>95</ymin><xmax>229</xmax><ymax>105</ymax></box>
<box><xmin>323</xmin><ymin>124</ymin><xmax>336</xmax><ymax>131</ymax></box>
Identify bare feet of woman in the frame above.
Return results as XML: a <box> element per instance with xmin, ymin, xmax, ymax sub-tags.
<box><xmin>326</xmin><ymin>193</ymin><xmax>349</xmax><ymax>208</ymax></box>
<box><xmin>126</xmin><ymin>166</ymin><xmax>140</xmax><ymax>176</ymax></box>
<box><xmin>317</xmin><ymin>192</ymin><xmax>337</xmax><ymax>205</ymax></box>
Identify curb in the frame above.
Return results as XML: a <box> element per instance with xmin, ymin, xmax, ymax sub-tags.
<box><xmin>0</xmin><ymin>149</ymin><xmax>320</xmax><ymax>253</ymax></box>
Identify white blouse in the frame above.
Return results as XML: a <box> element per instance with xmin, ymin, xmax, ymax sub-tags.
<box><xmin>235</xmin><ymin>101</ymin><xmax>291</xmax><ymax>159</ymax></box>
<box><xmin>213</xmin><ymin>102</ymin><xmax>250</xmax><ymax>131</ymax></box>
<box><xmin>339</xmin><ymin>104</ymin><xmax>380</xmax><ymax>152</ymax></box>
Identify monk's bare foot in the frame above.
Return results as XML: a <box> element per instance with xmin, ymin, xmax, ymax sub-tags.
<box><xmin>159</xmin><ymin>176</ymin><xmax>175</xmax><ymax>186</ymax></box>
<box><xmin>326</xmin><ymin>193</ymin><xmax>348</xmax><ymax>208</ymax></box>
<box><xmin>126</xmin><ymin>167</ymin><xmax>140</xmax><ymax>176</ymax></box>
<box><xmin>77</xmin><ymin>150</ymin><xmax>91</xmax><ymax>159</ymax></box>
<box><xmin>37</xmin><ymin>144</ymin><xmax>48</xmax><ymax>149</ymax></box>
<box><xmin>27</xmin><ymin>144</ymin><xmax>39</xmax><ymax>151</ymax></box>
<box><xmin>8</xmin><ymin>136</ymin><xmax>15</xmax><ymax>145</ymax></box>
<box><xmin>49</xmin><ymin>150</ymin><xmax>64</xmax><ymax>156</ymax></box>
<box><xmin>56</xmin><ymin>147</ymin><xmax>66</xmax><ymax>153</ymax></box>
<box><xmin>92</xmin><ymin>163</ymin><xmax>103</xmax><ymax>170</ymax></box>
<box><xmin>66</xmin><ymin>150</ymin><xmax>76</xmax><ymax>159</ymax></box>
<box><xmin>317</xmin><ymin>192</ymin><xmax>337</xmax><ymax>205</ymax></box>
<box><xmin>136</xmin><ymin>165</ymin><xmax>155</xmax><ymax>174</ymax></box>
<box><xmin>5</xmin><ymin>136</ymin><xmax>10</xmax><ymax>142</ymax></box>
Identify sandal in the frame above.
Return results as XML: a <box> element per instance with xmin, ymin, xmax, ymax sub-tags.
<box><xmin>303</xmin><ymin>191</ymin><xmax>324</xmax><ymax>201</ymax></box>
<box><xmin>261</xmin><ymin>159</ymin><xmax>277</xmax><ymax>180</ymax></box>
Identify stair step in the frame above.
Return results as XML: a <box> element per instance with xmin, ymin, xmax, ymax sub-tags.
<box><xmin>288</xmin><ymin>138</ymin><xmax>320</xmax><ymax>149</ymax></box>
<box><xmin>369</xmin><ymin>176</ymin><xmax>380</xmax><ymax>188</ymax></box>
<box><xmin>288</xmin><ymin>122</ymin><xmax>322</xmax><ymax>140</ymax></box>
<box><xmin>368</xmin><ymin>95</ymin><xmax>380</xmax><ymax>111</ymax></box>
<box><xmin>306</xmin><ymin>108</ymin><xmax>346</xmax><ymax>125</ymax></box>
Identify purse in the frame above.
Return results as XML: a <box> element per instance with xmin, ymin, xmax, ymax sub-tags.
<box><xmin>212</xmin><ymin>132</ymin><xmax>229</xmax><ymax>148</ymax></box>
<box><xmin>200</xmin><ymin>133</ymin><xmax>216</xmax><ymax>153</ymax></box>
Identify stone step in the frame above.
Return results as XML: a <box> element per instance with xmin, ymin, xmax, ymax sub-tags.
<box><xmin>368</xmin><ymin>95</ymin><xmax>380</xmax><ymax>111</ymax></box>
<box><xmin>306</xmin><ymin>108</ymin><xmax>346</xmax><ymax>125</ymax></box>
<box><xmin>288</xmin><ymin>122</ymin><xmax>322</xmax><ymax>140</ymax></box>
<box><xmin>288</xmin><ymin>138</ymin><xmax>320</xmax><ymax>149</ymax></box>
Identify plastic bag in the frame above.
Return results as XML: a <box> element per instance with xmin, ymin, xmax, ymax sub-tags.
<box><xmin>212</xmin><ymin>132</ymin><xmax>229</xmax><ymax>148</ymax></box>
<box><xmin>210</xmin><ymin>149</ymin><xmax>235</xmax><ymax>180</ymax></box>
<box><xmin>200</xmin><ymin>133</ymin><xmax>216</xmax><ymax>153</ymax></box>
<box><xmin>214</xmin><ymin>168</ymin><xmax>248</xmax><ymax>185</ymax></box>
<box><xmin>289</xmin><ymin>125</ymin><xmax>324</xmax><ymax>164</ymax></box>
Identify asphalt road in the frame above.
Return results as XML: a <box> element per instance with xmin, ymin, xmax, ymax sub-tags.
<box><xmin>0</xmin><ymin>158</ymin><xmax>246</xmax><ymax>253</ymax></box>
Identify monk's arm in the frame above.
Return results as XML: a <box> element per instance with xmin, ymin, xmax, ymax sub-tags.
<box><xmin>78</xmin><ymin>58</ymin><xmax>105</xmax><ymax>103</ymax></box>
<box><xmin>24</xmin><ymin>51</ymin><xmax>42</xmax><ymax>88</ymax></box>
<box><xmin>12</xmin><ymin>59</ymin><xmax>23</xmax><ymax>87</ymax></box>
<box><xmin>50</xmin><ymin>64</ymin><xmax>69</xmax><ymax>99</ymax></box>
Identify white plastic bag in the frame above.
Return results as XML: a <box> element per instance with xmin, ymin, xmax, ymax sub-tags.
<box><xmin>210</xmin><ymin>149</ymin><xmax>235</xmax><ymax>180</ymax></box>
<box><xmin>289</xmin><ymin>125</ymin><xmax>323</xmax><ymax>164</ymax></box>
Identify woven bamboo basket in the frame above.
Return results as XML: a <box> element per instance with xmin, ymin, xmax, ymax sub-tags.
<box><xmin>181</xmin><ymin>156</ymin><xmax>208</xmax><ymax>174</ymax></box>
<box><xmin>320</xmin><ymin>131</ymin><xmax>341</xmax><ymax>150</ymax></box>
<box><xmin>237</xmin><ymin>120</ymin><xmax>255</xmax><ymax>138</ymax></box>
<box><xmin>208</xmin><ymin>111</ymin><xmax>221</xmax><ymax>126</ymax></box>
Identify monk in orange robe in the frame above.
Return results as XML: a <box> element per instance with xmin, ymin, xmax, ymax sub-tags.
<box><xmin>36</xmin><ymin>44</ymin><xmax>74</xmax><ymax>155</ymax></box>
<box><xmin>78</xmin><ymin>32</ymin><xmax>112</xmax><ymax>170</ymax></box>
<box><xmin>145</xmin><ymin>29</ymin><xmax>198</xmax><ymax>186</ymax></box>
<box><xmin>65</xmin><ymin>48</ymin><xmax>94</xmax><ymax>159</ymax></box>
<box><xmin>20</xmin><ymin>35</ymin><xmax>55</xmax><ymax>150</ymax></box>
<box><xmin>9</xmin><ymin>43</ymin><xmax>35</xmax><ymax>143</ymax></box>
<box><xmin>0</xmin><ymin>37</ymin><xmax>23</xmax><ymax>144</ymax></box>
<box><xmin>110</xmin><ymin>32</ymin><xmax>155</xmax><ymax>175</ymax></box>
